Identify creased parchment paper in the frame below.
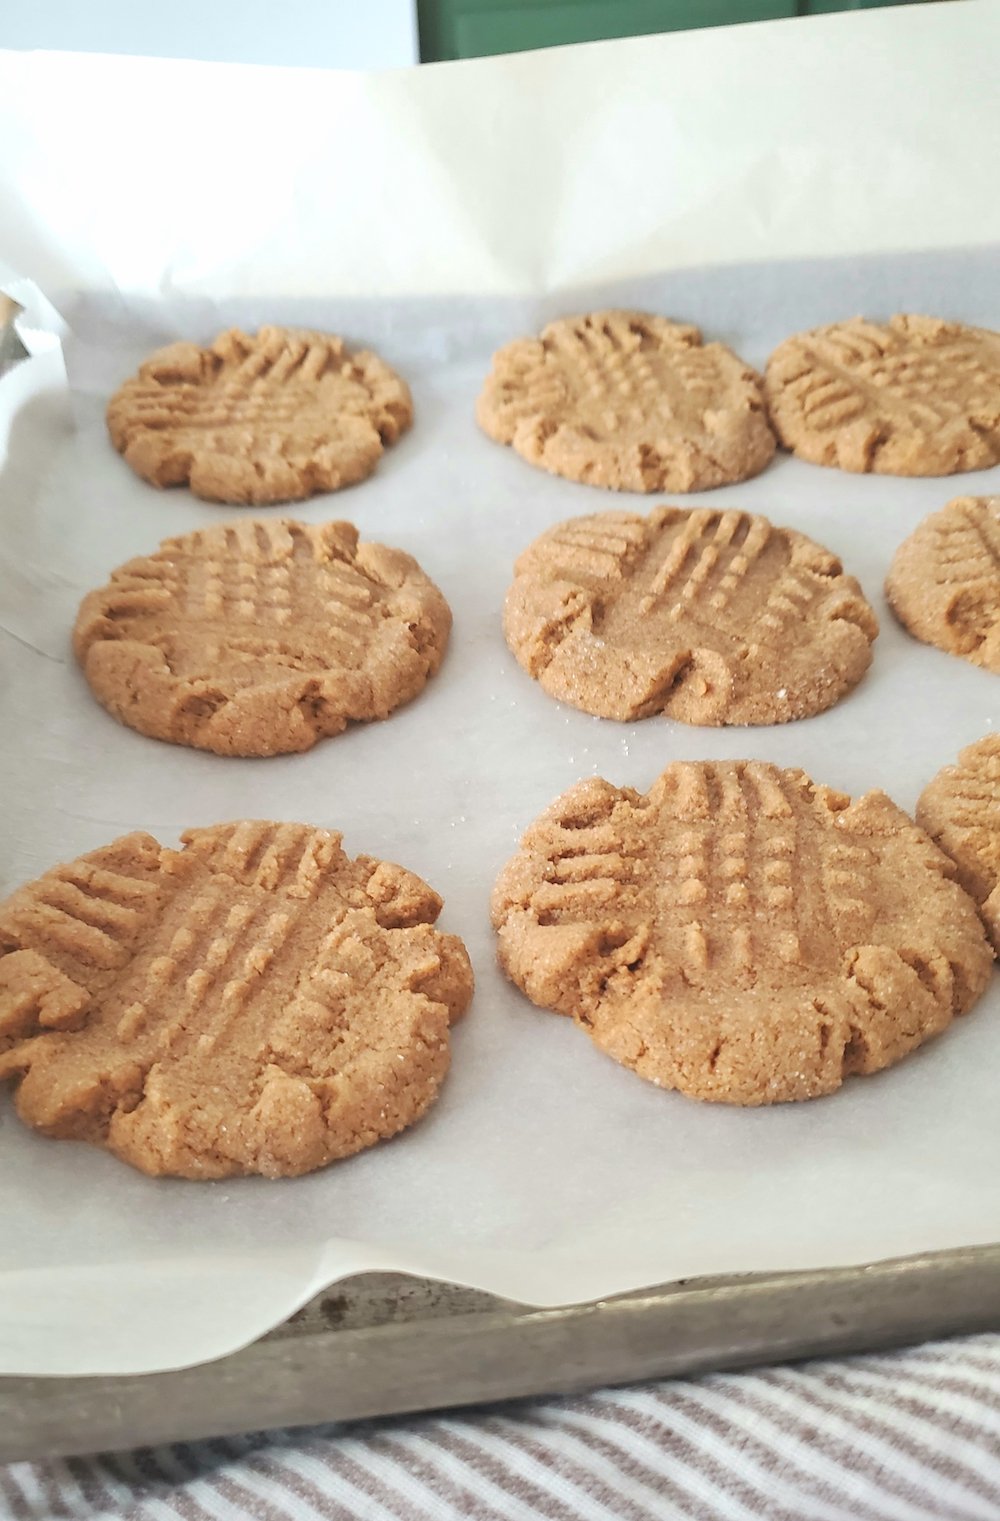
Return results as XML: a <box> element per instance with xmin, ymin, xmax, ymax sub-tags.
<box><xmin>1</xmin><ymin>3</ymin><xmax>999</xmax><ymax>1376</ymax></box>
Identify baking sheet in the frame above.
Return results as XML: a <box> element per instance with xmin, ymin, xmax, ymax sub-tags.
<box><xmin>1</xmin><ymin>4</ymin><xmax>1000</xmax><ymax>1378</ymax></box>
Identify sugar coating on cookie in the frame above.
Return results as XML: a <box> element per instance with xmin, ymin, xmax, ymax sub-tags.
<box><xmin>74</xmin><ymin>518</ymin><xmax>451</xmax><ymax>757</ymax></box>
<box><xmin>477</xmin><ymin>310</ymin><xmax>776</xmax><ymax>493</ymax></box>
<box><xmin>107</xmin><ymin>326</ymin><xmax>412</xmax><ymax>505</ymax></box>
<box><xmin>504</xmin><ymin>506</ymin><xmax>877</xmax><ymax>725</ymax></box>
<box><xmin>0</xmin><ymin>823</ymin><xmax>474</xmax><ymax>1178</ymax></box>
<box><xmin>886</xmin><ymin>496</ymin><xmax>1000</xmax><ymax>673</ymax></box>
<box><xmin>918</xmin><ymin>734</ymin><xmax>1000</xmax><ymax>950</ymax></box>
<box><xmin>492</xmin><ymin>761</ymin><xmax>993</xmax><ymax>1105</ymax></box>
<box><xmin>765</xmin><ymin>316</ymin><xmax>1000</xmax><ymax>476</ymax></box>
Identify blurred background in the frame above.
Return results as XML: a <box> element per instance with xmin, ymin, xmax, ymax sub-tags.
<box><xmin>0</xmin><ymin>0</ymin><xmax>946</xmax><ymax>68</ymax></box>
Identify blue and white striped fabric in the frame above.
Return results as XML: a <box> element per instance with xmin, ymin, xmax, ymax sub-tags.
<box><xmin>4</xmin><ymin>1334</ymin><xmax>1000</xmax><ymax>1520</ymax></box>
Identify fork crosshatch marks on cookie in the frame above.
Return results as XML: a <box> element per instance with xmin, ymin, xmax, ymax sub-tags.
<box><xmin>74</xmin><ymin>519</ymin><xmax>452</xmax><ymax>756</ymax></box>
<box><xmin>887</xmin><ymin>496</ymin><xmax>1000</xmax><ymax>673</ymax></box>
<box><xmin>0</xmin><ymin>823</ymin><xmax>474</xmax><ymax>1178</ymax></box>
<box><xmin>108</xmin><ymin>326</ymin><xmax>413</xmax><ymax>504</ymax></box>
<box><xmin>765</xmin><ymin>316</ymin><xmax>1000</xmax><ymax>476</ymax></box>
<box><xmin>504</xmin><ymin>507</ymin><xmax>877</xmax><ymax>724</ymax></box>
<box><xmin>492</xmin><ymin>762</ymin><xmax>992</xmax><ymax>1105</ymax></box>
<box><xmin>919</xmin><ymin>735</ymin><xmax>1000</xmax><ymax>951</ymax></box>
<box><xmin>478</xmin><ymin>311</ymin><xmax>777</xmax><ymax>492</ymax></box>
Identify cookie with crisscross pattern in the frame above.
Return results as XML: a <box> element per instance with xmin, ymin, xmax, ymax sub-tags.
<box><xmin>765</xmin><ymin>316</ymin><xmax>1000</xmax><ymax>475</ymax></box>
<box><xmin>886</xmin><ymin>496</ymin><xmax>1000</xmax><ymax>673</ymax></box>
<box><xmin>74</xmin><ymin>518</ymin><xmax>450</xmax><ymax>756</ymax></box>
<box><xmin>492</xmin><ymin>761</ymin><xmax>992</xmax><ymax>1104</ymax></box>
<box><xmin>504</xmin><ymin>506</ymin><xmax>877</xmax><ymax>724</ymax></box>
<box><xmin>0</xmin><ymin>822</ymin><xmax>474</xmax><ymax>1177</ymax></box>
<box><xmin>477</xmin><ymin>310</ymin><xmax>776</xmax><ymax>492</ymax></box>
<box><xmin>108</xmin><ymin>326</ymin><xmax>412</xmax><ymax>504</ymax></box>
<box><xmin>918</xmin><ymin>735</ymin><xmax>1000</xmax><ymax>950</ymax></box>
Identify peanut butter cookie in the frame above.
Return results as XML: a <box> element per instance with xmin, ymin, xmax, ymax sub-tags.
<box><xmin>0</xmin><ymin>822</ymin><xmax>473</xmax><ymax>1178</ymax></box>
<box><xmin>504</xmin><ymin>506</ymin><xmax>877</xmax><ymax>724</ymax></box>
<box><xmin>765</xmin><ymin>316</ymin><xmax>1000</xmax><ymax>475</ymax></box>
<box><xmin>74</xmin><ymin>518</ymin><xmax>451</xmax><ymax>757</ymax></box>
<box><xmin>108</xmin><ymin>326</ymin><xmax>412</xmax><ymax>504</ymax></box>
<box><xmin>492</xmin><ymin>761</ymin><xmax>992</xmax><ymax>1104</ymax></box>
<box><xmin>918</xmin><ymin>734</ymin><xmax>1000</xmax><ymax>949</ymax></box>
<box><xmin>477</xmin><ymin>310</ymin><xmax>776</xmax><ymax>492</ymax></box>
<box><xmin>886</xmin><ymin>496</ymin><xmax>1000</xmax><ymax>673</ymax></box>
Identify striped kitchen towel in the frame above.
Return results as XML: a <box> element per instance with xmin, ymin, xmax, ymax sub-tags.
<box><xmin>3</xmin><ymin>1332</ymin><xmax>1000</xmax><ymax>1520</ymax></box>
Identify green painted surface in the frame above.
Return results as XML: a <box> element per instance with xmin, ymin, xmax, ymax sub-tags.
<box><xmin>452</xmin><ymin>1</ymin><xmax>793</xmax><ymax>59</ymax></box>
<box><xmin>418</xmin><ymin>0</ymin><xmax>934</xmax><ymax>61</ymax></box>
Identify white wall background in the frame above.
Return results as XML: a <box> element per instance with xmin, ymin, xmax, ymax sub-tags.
<box><xmin>0</xmin><ymin>0</ymin><xmax>419</xmax><ymax>69</ymax></box>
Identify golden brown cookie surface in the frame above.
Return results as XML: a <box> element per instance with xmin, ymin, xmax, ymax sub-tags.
<box><xmin>74</xmin><ymin>518</ymin><xmax>451</xmax><ymax>757</ymax></box>
<box><xmin>492</xmin><ymin>761</ymin><xmax>992</xmax><ymax>1105</ymax></box>
<box><xmin>0</xmin><ymin>823</ymin><xmax>473</xmax><ymax>1178</ymax></box>
<box><xmin>504</xmin><ymin>506</ymin><xmax>877</xmax><ymax>725</ymax></box>
<box><xmin>107</xmin><ymin>326</ymin><xmax>412</xmax><ymax>504</ymax></box>
<box><xmin>477</xmin><ymin>310</ymin><xmax>776</xmax><ymax>492</ymax></box>
<box><xmin>886</xmin><ymin>496</ymin><xmax>1000</xmax><ymax>673</ymax></box>
<box><xmin>765</xmin><ymin>316</ymin><xmax>1000</xmax><ymax>475</ymax></box>
<box><xmin>918</xmin><ymin>734</ymin><xmax>1000</xmax><ymax>950</ymax></box>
